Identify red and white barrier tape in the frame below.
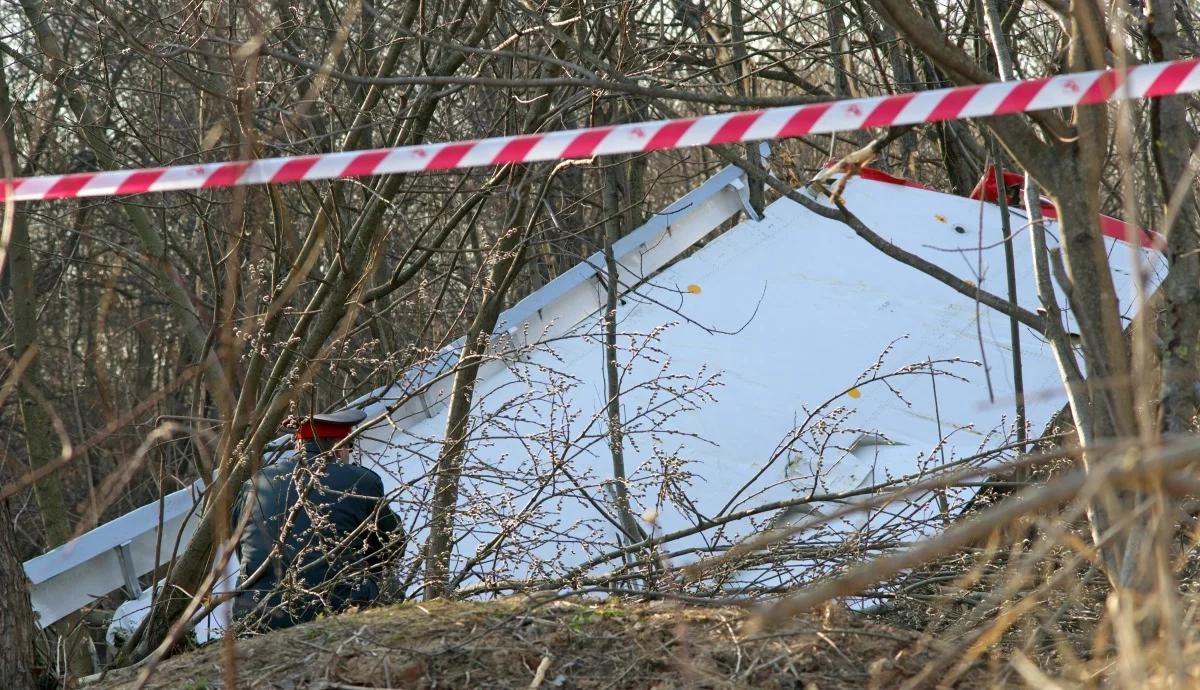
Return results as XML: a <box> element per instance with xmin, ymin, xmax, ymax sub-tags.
<box><xmin>4</xmin><ymin>58</ymin><xmax>1199</xmax><ymax>203</ymax></box>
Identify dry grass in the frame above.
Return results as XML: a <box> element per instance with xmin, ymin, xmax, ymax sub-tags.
<box><xmin>90</xmin><ymin>596</ymin><xmax>971</xmax><ymax>690</ymax></box>
<box><xmin>90</xmin><ymin>438</ymin><xmax>1200</xmax><ymax>689</ymax></box>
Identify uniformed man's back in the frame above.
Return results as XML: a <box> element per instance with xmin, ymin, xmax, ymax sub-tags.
<box><xmin>231</xmin><ymin>411</ymin><xmax>402</xmax><ymax>631</ymax></box>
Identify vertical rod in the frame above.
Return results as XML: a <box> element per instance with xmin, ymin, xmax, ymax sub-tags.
<box><xmin>992</xmin><ymin>161</ymin><xmax>1027</xmax><ymax>456</ymax></box>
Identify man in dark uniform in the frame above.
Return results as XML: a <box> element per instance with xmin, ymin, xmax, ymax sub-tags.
<box><xmin>230</xmin><ymin>409</ymin><xmax>403</xmax><ymax>631</ymax></box>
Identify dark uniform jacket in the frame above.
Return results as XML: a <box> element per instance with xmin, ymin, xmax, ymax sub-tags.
<box><xmin>231</xmin><ymin>456</ymin><xmax>403</xmax><ymax>630</ymax></box>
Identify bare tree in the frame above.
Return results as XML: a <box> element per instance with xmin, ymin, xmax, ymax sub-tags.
<box><xmin>0</xmin><ymin>498</ymin><xmax>37</xmax><ymax>690</ymax></box>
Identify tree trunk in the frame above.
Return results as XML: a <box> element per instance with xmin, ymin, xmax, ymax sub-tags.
<box><xmin>0</xmin><ymin>47</ymin><xmax>71</xmax><ymax>559</ymax></box>
<box><xmin>602</xmin><ymin>164</ymin><xmax>644</xmax><ymax>548</ymax></box>
<box><xmin>0</xmin><ymin>49</ymin><xmax>94</xmax><ymax>680</ymax></box>
<box><xmin>730</xmin><ymin>0</ymin><xmax>765</xmax><ymax>214</ymax></box>
<box><xmin>0</xmin><ymin>499</ymin><xmax>38</xmax><ymax>690</ymax></box>
<box><xmin>1147</xmin><ymin>0</ymin><xmax>1200</xmax><ymax>434</ymax></box>
<box><xmin>424</xmin><ymin>197</ymin><xmax>533</xmax><ymax>599</ymax></box>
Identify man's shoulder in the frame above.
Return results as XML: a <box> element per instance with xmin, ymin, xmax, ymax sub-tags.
<box><xmin>254</xmin><ymin>458</ymin><xmax>298</xmax><ymax>482</ymax></box>
<box><xmin>240</xmin><ymin>459</ymin><xmax>298</xmax><ymax>496</ymax></box>
<box><xmin>327</xmin><ymin>463</ymin><xmax>385</xmax><ymax>491</ymax></box>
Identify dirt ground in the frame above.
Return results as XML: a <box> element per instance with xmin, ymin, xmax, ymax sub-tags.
<box><xmin>89</xmin><ymin>596</ymin><xmax>971</xmax><ymax>689</ymax></box>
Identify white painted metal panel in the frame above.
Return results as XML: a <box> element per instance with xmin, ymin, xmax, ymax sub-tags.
<box><xmin>26</xmin><ymin>166</ymin><xmax>1164</xmax><ymax>640</ymax></box>
<box><xmin>353</xmin><ymin>175</ymin><xmax>1164</xmax><ymax>590</ymax></box>
<box><xmin>23</xmin><ymin>484</ymin><xmax>202</xmax><ymax>627</ymax></box>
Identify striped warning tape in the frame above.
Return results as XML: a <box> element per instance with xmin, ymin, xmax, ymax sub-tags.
<box><xmin>3</xmin><ymin>58</ymin><xmax>1198</xmax><ymax>203</ymax></box>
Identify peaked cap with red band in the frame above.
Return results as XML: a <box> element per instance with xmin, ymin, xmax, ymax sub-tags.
<box><xmin>294</xmin><ymin>409</ymin><xmax>367</xmax><ymax>440</ymax></box>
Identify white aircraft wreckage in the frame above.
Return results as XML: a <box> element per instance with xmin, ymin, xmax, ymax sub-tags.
<box><xmin>21</xmin><ymin>159</ymin><xmax>1164</xmax><ymax>646</ymax></box>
